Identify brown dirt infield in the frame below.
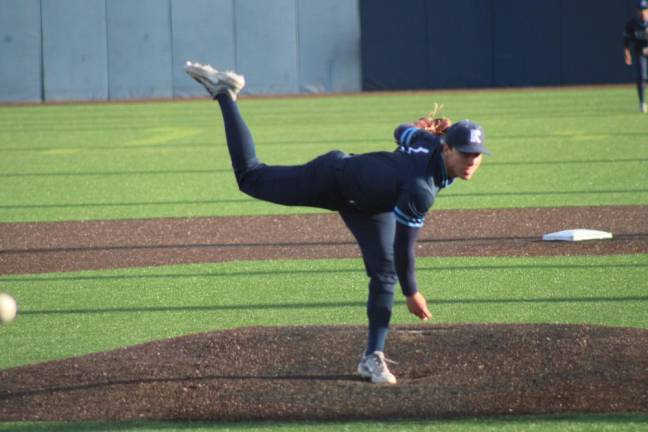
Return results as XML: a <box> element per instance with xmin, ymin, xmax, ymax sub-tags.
<box><xmin>0</xmin><ymin>205</ymin><xmax>647</xmax><ymax>421</ymax></box>
<box><xmin>1</xmin><ymin>205</ymin><xmax>647</xmax><ymax>275</ymax></box>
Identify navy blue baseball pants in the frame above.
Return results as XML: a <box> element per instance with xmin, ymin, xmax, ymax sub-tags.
<box><xmin>216</xmin><ymin>95</ymin><xmax>397</xmax><ymax>355</ymax></box>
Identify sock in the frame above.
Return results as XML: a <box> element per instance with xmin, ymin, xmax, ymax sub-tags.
<box><xmin>366</xmin><ymin>290</ymin><xmax>394</xmax><ymax>354</ymax></box>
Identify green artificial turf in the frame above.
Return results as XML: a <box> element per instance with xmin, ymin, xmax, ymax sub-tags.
<box><xmin>1</xmin><ymin>254</ymin><xmax>646</xmax><ymax>370</ymax></box>
<box><xmin>1</xmin><ymin>86</ymin><xmax>647</xmax><ymax>222</ymax></box>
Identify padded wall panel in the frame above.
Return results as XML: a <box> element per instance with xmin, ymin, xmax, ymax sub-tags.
<box><xmin>561</xmin><ymin>0</ymin><xmax>635</xmax><ymax>85</ymax></box>
<box><xmin>171</xmin><ymin>0</ymin><xmax>236</xmax><ymax>97</ymax></box>
<box><xmin>360</xmin><ymin>0</ymin><xmax>429</xmax><ymax>90</ymax></box>
<box><xmin>361</xmin><ymin>0</ymin><xmax>638</xmax><ymax>90</ymax></box>
<box><xmin>297</xmin><ymin>0</ymin><xmax>361</xmax><ymax>93</ymax></box>
<box><xmin>41</xmin><ymin>0</ymin><xmax>108</xmax><ymax>101</ymax></box>
<box><xmin>492</xmin><ymin>0</ymin><xmax>561</xmax><ymax>87</ymax></box>
<box><xmin>425</xmin><ymin>0</ymin><xmax>494</xmax><ymax>89</ymax></box>
<box><xmin>106</xmin><ymin>0</ymin><xmax>173</xmax><ymax>99</ymax></box>
<box><xmin>0</xmin><ymin>0</ymin><xmax>42</xmax><ymax>102</ymax></box>
<box><xmin>235</xmin><ymin>0</ymin><xmax>299</xmax><ymax>94</ymax></box>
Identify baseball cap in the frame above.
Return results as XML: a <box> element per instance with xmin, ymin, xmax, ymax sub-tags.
<box><xmin>444</xmin><ymin>120</ymin><xmax>491</xmax><ymax>155</ymax></box>
<box><xmin>640</xmin><ymin>0</ymin><xmax>648</xmax><ymax>10</ymax></box>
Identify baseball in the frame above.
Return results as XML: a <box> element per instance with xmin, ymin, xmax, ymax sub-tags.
<box><xmin>0</xmin><ymin>293</ymin><xmax>17</xmax><ymax>323</ymax></box>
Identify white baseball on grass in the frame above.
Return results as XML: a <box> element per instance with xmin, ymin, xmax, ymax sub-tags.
<box><xmin>0</xmin><ymin>293</ymin><xmax>17</xmax><ymax>323</ymax></box>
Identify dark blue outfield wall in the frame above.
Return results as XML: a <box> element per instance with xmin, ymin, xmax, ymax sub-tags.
<box><xmin>360</xmin><ymin>0</ymin><xmax>638</xmax><ymax>90</ymax></box>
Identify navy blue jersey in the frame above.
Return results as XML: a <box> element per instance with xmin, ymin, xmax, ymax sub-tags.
<box><xmin>332</xmin><ymin>125</ymin><xmax>452</xmax><ymax>296</ymax></box>
<box><xmin>625</xmin><ymin>17</ymin><xmax>648</xmax><ymax>53</ymax></box>
<box><xmin>336</xmin><ymin>125</ymin><xmax>450</xmax><ymax>228</ymax></box>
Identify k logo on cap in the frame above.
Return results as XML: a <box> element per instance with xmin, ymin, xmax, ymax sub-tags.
<box><xmin>445</xmin><ymin>120</ymin><xmax>491</xmax><ymax>155</ymax></box>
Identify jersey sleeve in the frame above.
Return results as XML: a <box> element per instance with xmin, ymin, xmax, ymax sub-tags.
<box><xmin>394</xmin><ymin>124</ymin><xmax>443</xmax><ymax>155</ymax></box>
<box><xmin>393</xmin><ymin>178</ymin><xmax>435</xmax><ymax>228</ymax></box>
<box><xmin>393</xmin><ymin>124</ymin><xmax>419</xmax><ymax>148</ymax></box>
<box><xmin>393</xmin><ymin>222</ymin><xmax>420</xmax><ymax>296</ymax></box>
<box><xmin>393</xmin><ymin>182</ymin><xmax>436</xmax><ymax>296</ymax></box>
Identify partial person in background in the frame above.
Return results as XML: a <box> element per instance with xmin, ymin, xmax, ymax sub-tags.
<box><xmin>624</xmin><ymin>0</ymin><xmax>648</xmax><ymax>113</ymax></box>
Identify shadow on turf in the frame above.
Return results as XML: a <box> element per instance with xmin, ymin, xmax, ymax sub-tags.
<box><xmin>1</xmin><ymin>263</ymin><xmax>646</xmax><ymax>284</ymax></box>
<box><xmin>2</xmin><ymin>414</ymin><xmax>648</xmax><ymax>432</ymax></box>
<box><xmin>0</xmin><ymin>198</ymin><xmax>252</xmax><ymax>210</ymax></box>
<box><xmin>16</xmin><ymin>295</ymin><xmax>648</xmax><ymax>317</ymax></box>
<box><xmin>2</xmin><ymin>158</ymin><xmax>647</xmax><ymax>178</ymax></box>
<box><xmin>2</xmin><ymin>188</ymin><xmax>648</xmax><ymax>210</ymax></box>
<box><xmin>0</xmin><ymin>169</ymin><xmax>232</xmax><ymax>177</ymax></box>
<box><xmin>1</xmin><ymin>128</ymin><xmax>647</xmax><ymax>151</ymax></box>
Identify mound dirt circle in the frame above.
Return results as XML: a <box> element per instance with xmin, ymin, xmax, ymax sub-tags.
<box><xmin>1</xmin><ymin>324</ymin><xmax>647</xmax><ymax>421</ymax></box>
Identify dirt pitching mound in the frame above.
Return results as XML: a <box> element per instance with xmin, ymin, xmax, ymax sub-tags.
<box><xmin>1</xmin><ymin>324</ymin><xmax>647</xmax><ymax>421</ymax></box>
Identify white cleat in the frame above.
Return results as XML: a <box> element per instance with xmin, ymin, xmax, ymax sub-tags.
<box><xmin>184</xmin><ymin>61</ymin><xmax>245</xmax><ymax>100</ymax></box>
<box><xmin>357</xmin><ymin>351</ymin><xmax>397</xmax><ymax>384</ymax></box>
<box><xmin>641</xmin><ymin>103</ymin><xmax>647</xmax><ymax>114</ymax></box>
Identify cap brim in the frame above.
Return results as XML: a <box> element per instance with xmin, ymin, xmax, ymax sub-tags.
<box><xmin>456</xmin><ymin>144</ymin><xmax>492</xmax><ymax>156</ymax></box>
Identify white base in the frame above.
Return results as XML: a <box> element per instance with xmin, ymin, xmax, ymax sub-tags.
<box><xmin>542</xmin><ymin>229</ymin><xmax>613</xmax><ymax>242</ymax></box>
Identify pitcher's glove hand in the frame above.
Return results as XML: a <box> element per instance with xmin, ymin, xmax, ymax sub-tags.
<box><xmin>414</xmin><ymin>103</ymin><xmax>452</xmax><ymax>135</ymax></box>
<box><xmin>415</xmin><ymin>117</ymin><xmax>452</xmax><ymax>135</ymax></box>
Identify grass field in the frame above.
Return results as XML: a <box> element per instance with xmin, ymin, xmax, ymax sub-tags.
<box><xmin>1</xmin><ymin>86</ymin><xmax>647</xmax><ymax>431</ymax></box>
<box><xmin>1</xmin><ymin>86</ymin><xmax>648</xmax><ymax>222</ymax></box>
<box><xmin>2</xmin><ymin>254</ymin><xmax>648</xmax><ymax>370</ymax></box>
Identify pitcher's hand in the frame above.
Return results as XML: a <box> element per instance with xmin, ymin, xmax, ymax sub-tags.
<box><xmin>406</xmin><ymin>292</ymin><xmax>432</xmax><ymax>321</ymax></box>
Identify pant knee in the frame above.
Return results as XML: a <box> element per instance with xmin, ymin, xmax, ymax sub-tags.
<box><xmin>368</xmin><ymin>270</ymin><xmax>397</xmax><ymax>294</ymax></box>
<box><xmin>366</xmin><ymin>268</ymin><xmax>396</xmax><ymax>327</ymax></box>
<box><xmin>236</xmin><ymin>164</ymin><xmax>265</xmax><ymax>198</ymax></box>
